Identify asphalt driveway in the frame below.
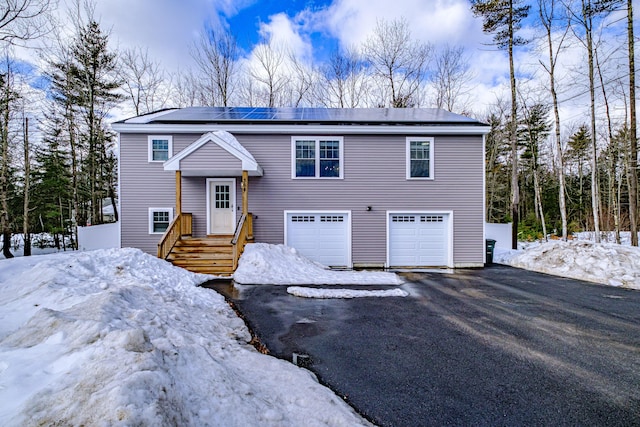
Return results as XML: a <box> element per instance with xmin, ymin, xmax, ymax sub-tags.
<box><xmin>206</xmin><ymin>265</ymin><xmax>640</xmax><ymax>426</ymax></box>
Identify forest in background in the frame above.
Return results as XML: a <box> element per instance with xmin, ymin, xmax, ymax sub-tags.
<box><xmin>0</xmin><ymin>0</ymin><xmax>638</xmax><ymax>257</ymax></box>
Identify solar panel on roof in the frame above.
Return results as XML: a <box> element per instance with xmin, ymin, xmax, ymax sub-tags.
<box><xmin>138</xmin><ymin>106</ymin><xmax>483</xmax><ymax>125</ymax></box>
<box><xmin>244</xmin><ymin>111</ymin><xmax>275</xmax><ymax>120</ymax></box>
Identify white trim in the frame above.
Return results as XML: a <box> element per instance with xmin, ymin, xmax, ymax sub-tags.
<box><xmin>113</xmin><ymin>123</ymin><xmax>490</xmax><ymax>135</ymax></box>
<box><xmin>482</xmin><ymin>134</ymin><xmax>487</xmax><ymax>264</ymax></box>
<box><xmin>406</xmin><ymin>137</ymin><xmax>435</xmax><ymax>180</ymax></box>
<box><xmin>386</xmin><ymin>210</ymin><xmax>454</xmax><ymax>268</ymax></box>
<box><xmin>148</xmin><ymin>135</ymin><xmax>173</xmax><ymax>163</ymax></box>
<box><xmin>284</xmin><ymin>210</ymin><xmax>352</xmax><ymax>267</ymax></box>
<box><xmin>148</xmin><ymin>207</ymin><xmax>174</xmax><ymax>234</ymax></box>
<box><xmin>125</xmin><ymin>109</ymin><xmax>178</xmax><ymax>124</ymax></box>
<box><xmin>117</xmin><ymin>132</ymin><xmax>122</xmax><ymax>247</ymax></box>
<box><xmin>206</xmin><ymin>178</ymin><xmax>237</xmax><ymax>235</ymax></box>
<box><xmin>291</xmin><ymin>136</ymin><xmax>344</xmax><ymax>179</ymax></box>
<box><xmin>164</xmin><ymin>131</ymin><xmax>263</xmax><ymax>176</ymax></box>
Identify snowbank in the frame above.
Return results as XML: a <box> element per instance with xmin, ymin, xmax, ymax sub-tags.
<box><xmin>495</xmin><ymin>240</ymin><xmax>640</xmax><ymax>290</ymax></box>
<box><xmin>234</xmin><ymin>243</ymin><xmax>403</xmax><ymax>285</ymax></box>
<box><xmin>574</xmin><ymin>231</ymin><xmax>640</xmax><ymax>245</ymax></box>
<box><xmin>287</xmin><ymin>286</ymin><xmax>408</xmax><ymax>299</ymax></box>
<box><xmin>0</xmin><ymin>248</ymin><xmax>371</xmax><ymax>426</ymax></box>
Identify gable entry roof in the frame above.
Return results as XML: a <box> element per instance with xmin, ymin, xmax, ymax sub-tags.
<box><xmin>164</xmin><ymin>130</ymin><xmax>263</xmax><ymax>177</ymax></box>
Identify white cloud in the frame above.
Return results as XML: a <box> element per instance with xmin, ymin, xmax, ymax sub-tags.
<box><xmin>92</xmin><ymin>0</ymin><xmax>231</xmax><ymax>71</ymax></box>
<box><xmin>258</xmin><ymin>12</ymin><xmax>311</xmax><ymax>60</ymax></box>
<box><xmin>321</xmin><ymin>0</ymin><xmax>488</xmax><ymax>49</ymax></box>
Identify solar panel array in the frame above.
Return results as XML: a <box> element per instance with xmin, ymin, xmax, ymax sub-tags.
<box><xmin>148</xmin><ymin>107</ymin><xmax>480</xmax><ymax>124</ymax></box>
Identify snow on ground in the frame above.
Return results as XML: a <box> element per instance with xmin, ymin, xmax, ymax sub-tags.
<box><xmin>574</xmin><ymin>231</ymin><xmax>640</xmax><ymax>246</ymax></box>
<box><xmin>287</xmin><ymin>286</ymin><xmax>408</xmax><ymax>299</ymax></box>
<box><xmin>0</xmin><ymin>248</ymin><xmax>371</xmax><ymax>426</ymax></box>
<box><xmin>234</xmin><ymin>243</ymin><xmax>403</xmax><ymax>285</ymax></box>
<box><xmin>494</xmin><ymin>240</ymin><xmax>640</xmax><ymax>290</ymax></box>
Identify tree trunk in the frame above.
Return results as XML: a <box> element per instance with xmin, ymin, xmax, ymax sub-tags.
<box><xmin>533</xmin><ymin>170</ymin><xmax>547</xmax><ymax>240</ymax></box>
<box><xmin>68</xmin><ymin>109</ymin><xmax>80</xmax><ymax>249</ymax></box>
<box><xmin>23</xmin><ymin>117</ymin><xmax>31</xmax><ymax>256</ymax></box>
<box><xmin>509</xmin><ymin>0</ymin><xmax>519</xmax><ymax>250</ymax></box>
<box><xmin>540</xmin><ymin>0</ymin><xmax>568</xmax><ymax>240</ymax></box>
<box><xmin>585</xmin><ymin>1</ymin><xmax>601</xmax><ymax>242</ymax></box>
<box><xmin>627</xmin><ymin>0</ymin><xmax>638</xmax><ymax>246</ymax></box>
<box><xmin>109</xmin><ymin>185</ymin><xmax>118</xmax><ymax>222</ymax></box>
<box><xmin>595</xmin><ymin>47</ymin><xmax>615</xmax><ymax>234</ymax></box>
<box><xmin>0</xmin><ymin>81</ymin><xmax>13</xmax><ymax>259</ymax></box>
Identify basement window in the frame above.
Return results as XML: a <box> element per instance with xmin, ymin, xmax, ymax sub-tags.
<box><xmin>149</xmin><ymin>208</ymin><xmax>173</xmax><ymax>234</ymax></box>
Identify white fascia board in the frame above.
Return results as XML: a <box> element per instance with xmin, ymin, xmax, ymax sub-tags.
<box><xmin>122</xmin><ymin>109</ymin><xmax>180</xmax><ymax>124</ymax></box>
<box><xmin>111</xmin><ymin>123</ymin><xmax>491</xmax><ymax>135</ymax></box>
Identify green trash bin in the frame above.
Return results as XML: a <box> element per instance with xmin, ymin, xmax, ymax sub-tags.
<box><xmin>485</xmin><ymin>239</ymin><xmax>497</xmax><ymax>265</ymax></box>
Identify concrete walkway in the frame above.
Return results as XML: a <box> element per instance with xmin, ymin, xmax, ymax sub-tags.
<box><xmin>207</xmin><ymin>266</ymin><xmax>640</xmax><ymax>426</ymax></box>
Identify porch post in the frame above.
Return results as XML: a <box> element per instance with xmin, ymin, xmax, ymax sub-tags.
<box><xmin>242</xmin><ymin>170</ymin><xmax>248</xmax><ymax>216</ymax></box>
<box><xmin>176</xmin><ymin>170</ymin><xmax>182</xmax><ymax>216</ymax></box>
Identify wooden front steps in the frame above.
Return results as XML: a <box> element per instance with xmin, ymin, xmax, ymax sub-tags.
<box><xmin>166</xmin><ymin>236</ymin><xmax>235</xmax><ymax>275</ymax></box>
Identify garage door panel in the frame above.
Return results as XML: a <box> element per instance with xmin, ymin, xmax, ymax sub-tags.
<box><xmin>286</xmin><ymin>212</ymin><xmax>350</xmax><ymax>267</ymax></box>
<box><xmin>389</xmin><ymin>213</ymin><xmax>449</xmax><ymax>267</ymax></box>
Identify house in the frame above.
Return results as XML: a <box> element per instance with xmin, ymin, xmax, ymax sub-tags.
<box><xmin>112</xmin><ymin>107</ymin><xmax>490</xmax><ymax>275</ymax></box>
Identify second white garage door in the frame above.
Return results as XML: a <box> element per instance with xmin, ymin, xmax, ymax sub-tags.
<box><xmin>285</xmin><ymin>211</ymin><xmax>351</xmax><ymax>267</ymax></box>
<box><xmin>388</xmin><ymin>212</ymin><xmax>451</xmax><ymax>267</ymax></box>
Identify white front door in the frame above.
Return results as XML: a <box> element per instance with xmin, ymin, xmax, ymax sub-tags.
<box><xmin>207</xmin><ymin>178</ymin><xmax>236</xmax><ymax>234</ymax></box>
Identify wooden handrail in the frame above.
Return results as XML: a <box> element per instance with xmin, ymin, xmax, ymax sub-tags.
<box><xmin>232</xmin><ymin>213</ymin><xmax>253</xmax><ymax>270</ymax></box>
<box><xmin>157</xmin><ymin>213</ymin><xmax>192</xmax><ymax>259</ymax></box>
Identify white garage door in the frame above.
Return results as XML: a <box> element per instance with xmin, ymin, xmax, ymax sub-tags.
<box><xmin>388</xmin><ymin>213</ymin><xmax>450</xmax><ymax>267</ymax></box>
<box><xmin>286</xmin><ymin>212</ymin><xmax>350</xmax><ymax>267</ymax></box>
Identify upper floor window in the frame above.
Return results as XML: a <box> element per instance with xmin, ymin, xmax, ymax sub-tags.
<box><xmin>148</xmin><ymin>135</ymin><xmax>173</xmax><ymax>162</ymax></box>
<box><xmin>407</xmin><ymin>137</ymin><xmax>434</xmax><ymax>179</ymax></box>
<box><xmin>292</xmin><ymin>137</ymin><xmax>343</xmax><ymax>179</ymax></box>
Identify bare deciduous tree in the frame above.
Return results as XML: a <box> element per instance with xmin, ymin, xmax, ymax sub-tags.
<box><xmin>539</xmin><ymin>0</ymin><xmax>569</xmax><ymax>239</ymax></box>
<box><xmin>317</xmin><ymin>48</ymin><xmax>368</xmax><ymax>108</ymax></box>
<box><xmin>625</xmin><ymin>0</ymin><xmax>638</xmax><ymax>245</ymax></box>
<box><xmin>120</xmin><ymin>47</ymin><xmax>170</xmax><ymax>115</ymax></box>
<box><xmin>191</xmin><ymin>26</ymin><xmax>239</xmax><ymax>107</ymax></box>
<box><xmin>362</xmin><ymin>18</ymin><xmax>432</xmax><ymax>108</ymax></box>
<box><xmin>172</xmin><ymin>69</ymin><xmax>200</xmax><ymax>107</ymax></box>
<box><xmin>249</xmin><ymin>41</ymin><xmax>287</xmax><ymax>107</ymax></box>
<box><xmin>285</xmin><ymin>51</ymin><xmax>315</xmax><ymax>107</ymax></box>
<box><xmin>0</xmin><ymin>0</ymin><xmax>54</xmax><ymax>45</ymax></box>
<box><xmin>431</xmin><ymin>44</ymin><xmax>475</xmax><ymax>114</ymax></box>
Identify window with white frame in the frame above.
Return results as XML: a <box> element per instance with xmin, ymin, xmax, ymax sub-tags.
<box><xmin>148</xmin><ymin>135</ymin><xmax>173</xmax><ymax>162</ymax></box>
<box><xmin>149</xmin><ymin>208</ymin><xmax>173</xmax><ymax>234</ymax></box>
<box><xmin>407</xmin><ymin>137</ymin><xmax>434</xmax><ymax>179</ymax></box>
<box><xmin>292</xmin><ymin>137</ymin><xmax>343</xmax><ymax>178</ymax></box>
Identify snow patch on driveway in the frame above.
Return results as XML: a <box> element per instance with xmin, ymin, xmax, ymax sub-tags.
<box><xmin>287</xmin><ymin>286</ymin><xmax>408</xmax><ymax>299</ymax></box>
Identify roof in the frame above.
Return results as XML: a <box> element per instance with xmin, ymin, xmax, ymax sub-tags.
<box><xmin>163</xmin><ymin>130</ymin><xmax>263</xmax><ymax>177</ymax></box>
<box><xmin>116</xmin><ymin>107</ymin><xmax>486</xmax><ymax>127</ymax></box>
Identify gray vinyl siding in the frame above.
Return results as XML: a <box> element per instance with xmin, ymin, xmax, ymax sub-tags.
<box><xmin>236</xmin><ymin>134</ymin><xmax>484</xmax><ymax>266</ymax></box>
<box><xmin>120</xmin><ymin>131</ymin><xmax>484</xmax><ymax>266</ymax></box>
<box><xmin>180</xmin><ymin>142</ymin><xmax>242</xmax><ymax>170</ymax></box>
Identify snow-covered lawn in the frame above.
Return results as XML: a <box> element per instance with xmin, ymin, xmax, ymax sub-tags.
<box><xmin>495</xmin><ymin>240</ymin><xmax>640</xmax><ymax>290</ymax></box>
<box><xmin>0</xmin><ymin>248</ymin><xmax>371</xmax><ymax>426</ymax></box>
